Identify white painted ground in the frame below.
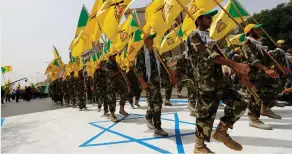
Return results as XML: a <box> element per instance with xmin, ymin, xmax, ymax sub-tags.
<box><xmin>1</xmin><ymin>99</ymin><xmax>292</xmax><ymax>154</ymax></box>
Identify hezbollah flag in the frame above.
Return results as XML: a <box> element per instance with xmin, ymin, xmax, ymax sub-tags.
<box><xmin>160</xmin><ymin>25</ymin><xmax>184</xmax><ymax>54</ymax></box>
<box><xmin>75</xmin><ymin>5</ymin><xmax>89</xmax><ymax>38</ymax></box>
<box><xmin>210</xmin><ymin>0</ymin><xmax>249</xmax><ymax>40</ymax></box>
<box><xmin>86</xmin><ymin>54</ymin><xmax>97</xmax><ymax>77</ymax></box>
<box><xmin>1</xmin><ymin>66</ymin><xmax>12</xmax><ymax>74</ymax></box>
<box><xmin>127</xmin><ymin>29</ymin><xmax>143</xmax><ymax>62</ymax></box>
<box><xmin>70</xmin><ymin>5</ymin><xmax>90</xmax><ymax>50</ymax></box>
<box><xmin>96</xmin><ymin>0</ymin><xmax>135</xmax><ymax>42</ymax></box>
<box><xmin>53</xmin><ymin>46</ymin><xmax>59</xmax><ymax>59</ymax></box>
<box><xmin>83</xmin><ymin>0</ymin><xmax>106</xmax><ymax>45</ymax></box>
<box><xmin>113</xmin><ymin>10</ymin><xmax>139</xmax><ymax>51</ymax></box>
<box><xmin>145</xmin><ymin>0</ymin><xmax>172</xmax><ymax>36</ymax></box>
<box><xmin>45</xmin><ymin>58</ymin><xmax>64</xmax><ymax>75</ymax></box>
<box><xmin>164</xmin><ymin>0</ymin><xmax>192</xmax><ymax>24</ymax></box>
<box><xmin>227</xmin><ymin>33</ymin><xmax>245</xmax><ymax>46</ymax></box>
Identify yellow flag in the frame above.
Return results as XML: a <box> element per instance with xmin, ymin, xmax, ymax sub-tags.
<box><xmin>127</xmin><ymin>29</ymin><xmax>143</xmax><ymax>62</ymax></box>
<box><xmin>96</xmin><ymin>0</ymin><xmax>135</xmax><ymax>42</ymax></box>
<box><xmin>210</xmin><ymin>0</ymin><xmax>249</xmax><ymax>40</ymax></box>
<box><xmin>227</xmin><ymin>33</ymin><xmax>245</xmax><ymax>46</ymax></box>
<box><xmin>83</xmin><ymin>0</ymin><xmax>105</xmax><ymax>44</ymax></box>
<box><xmin>160</xmin><ymin>25</ymin><xmax>184</xmax><ymax>54</ymax></box>
<box><xmin>192</xmin><ymin>0</ymin><xmax>224</xmax><ymax>12</ymax></box>
<box><xmin>71</xmin><ymin>30</ymin><xmax>93</xmax><ymax>57</ymax></box>
<box><xmin>1</xmin><ymin>66</ymin><xmax>13</xmax><ymax>74</ymax></box>
<box><xmin>145</xmin><ymin>0</ymin><xmax>172</xmax><ymax>36</ymax></box>
<box><xmin>164</xmin><ymin>0</ymin><xmax>192</xmax><ymax>24</ymax></box>
<box><xmin>53</xmin><ymin>46</ymin><xmax>59</xmax><ymax>59</ymax></box>
<box><xmin>113</xmin><ymin>10</ymin><xmax>139</xmax><ymax>52</ymax></box>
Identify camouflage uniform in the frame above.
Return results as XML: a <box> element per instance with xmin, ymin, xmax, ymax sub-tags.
<box><xmin>127</xmin><ymin>67</ymin><xmax>142</xmax><ymax>105</ymax></box>
<box><xmin>86</xmin><ymin>76</ymin><xmax>93</xmax><ymax>103</ymax></box>
<box><xmin>160</xmin><ymin>61</ymin><xmax>173</xmax><ymax>102</ymax></box>
<box><xmin>187</xmin><ymin>29</ymin><xmax>248</xmax><ymax>142</ymax></box>
<box><xmin>104</xmin><ymin>59</ymin><xmax>127</xmax><ymax>113</ymax></box>
<box><xmin>61</xmin><ymin>79</ymin><xmax>70</xmax><ymax>106</ymax></box>
<box><xmin>176</xmin><ymin>57</ymin><xmax>198</xmax><ymax>108</ymax></box>
<box><xmin>136</xmin><ymin>48</ymin><xmax>164</xmax><ymax>129</ymax></box>
<box><xmin>77</xmin><ymin>74</ymin><xmax>86</xmax><ymax>110</ymax></box>
<box><xmin>69</xmin><ymin>75</ymin><xmax>77</xmax><ymax>107</ymax></box>
<box><xmin>242</xmin><ymin>37</ymin><xmax>284</xmax><ymax>118</ymax></box>
<box><xmin>94</xmin><ymin>61</ymin><xmax>108</xmax><ymax>112</ymax></box>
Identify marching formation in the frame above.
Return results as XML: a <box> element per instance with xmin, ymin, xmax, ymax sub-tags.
<box><xmin>45</xmin><ymin>0</ymin><xmax>292</xmax><ymax>153</ymax></box>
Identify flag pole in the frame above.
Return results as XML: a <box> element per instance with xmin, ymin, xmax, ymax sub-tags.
<box><xmin>176</xmin><ymin>0</ymin><xmax>259</xmax><ymax>99</ymax></box>
<box><xmin>99</xmin><ymin>36</ymin><xmax>131</xmax><ymax>90</ymax></box>
<box><xmin>230</xmin><ymin>0</ymin><xmax>247</xmax><ymax>26</ymax></box>
<box><xmin>130</xmin><ymin>9</ymin><xmax>174</xmax><ymax>84</ymax></box>
<box><xmin>229</xmin><ymin>0</ymin><xmax>285</xmax><ymax>74</ymax></box>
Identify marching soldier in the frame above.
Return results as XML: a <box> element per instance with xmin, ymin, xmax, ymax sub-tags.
<box><xmin>160</xmin><ymin>58</ymin><xmax>173</xmax><ymax>106</ymax></box>
<box><xmin>86</xmin><ymin>75</ymin><xmax>94</xmax><ymax>104</ymax></box>
<box><xmin>104</xmin><ymin>53</ymin><xmax>129</xmax><ymax>122</ymax></box>
<box><xmin>69</xmin><ymin>71</ymin><xmax>77</xmax><ymax>107</ymax></box>
<box><xmin>94</xmin><ymin>61</ymin><xmax>109</xmax><ymax>115</ymax></box>
<box><xmin>243</xmin><ymin>24</ymin><xmax>288</xmax><ymax>130</ymax></box>
<box><xmin>61</xmin><ymin>76</ymin><xmax>70</xmax><ymax>107</ymax></box>
<box><xmin>188</xmin><ymin>10</ymin><xmax>250</xmax><ymax>153</ymax></box>
<box><xmin>127</xmin><ymin>66</ymin><xmax>142</xmax><ymax>109</ymax></box>
<box><xmin>176</xmin><ymin>52</ymin><xmax>198</xmax><ymax>117</ymax></box>
<box><xmin>77</xmin><ymin>70</ymin><xmax>87</xmax><ymax>111</ymax></box>
<box><xmin>136</xmin><ymin>33</ymin><xmax>169</xmax><ymax>137</ymax></box>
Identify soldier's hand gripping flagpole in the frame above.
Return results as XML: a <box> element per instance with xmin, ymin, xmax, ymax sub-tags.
<box><xmin>214</xmin><ymin>0</ymin><xmax>286</xmax><ymax>75</ymax></box>
<box><xmin>176</xmin><ymin>0</ymin><xmax>259</xmax><ymax>99</ymax></box>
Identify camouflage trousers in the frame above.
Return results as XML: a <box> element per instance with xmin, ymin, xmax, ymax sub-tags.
<box><xmin>185</xmin><ymin>80</ymin><xmax>198</xmax><ymax>108</ymax></box>
<box><xmin>161</xmin><ymin>78</ymin><xmax>172</xmax><ymax>101</ymax></box>
<box><xmin>87</xmin><ymin>91</ymin><xmax>93</xmax><ymax>102</ymax></box>
<box><xmin>63</xmin><ymin>93</ymin><xmax>70</xmax><ymax>105</ymax></box>
<box><xmin>96</xmin><ymin>90</ymin><xmax>108</xmax><ymax>113</ymax></box>
<box><xmin>105</xmin><ymin>78</ymin><xmax>127</xmax><ymax>113</ymax></box>
<box><xmin>196</xmin><ymin>86</ymin><xmax>248</xmax><ymax>142</ymax></box>
<box><xmin>78</xmin><ymin>92</ymin><xmax>87</xmax><ymax>109</ymax></box>
<box><xmin>70</xmin><ymin>91</ymin><xmax>77</xmax><ymax>106</ymax></box>
<box><xmin>248</xmin><ymin>77</ymin><xmax>285</xmax><ymax>118</ymax></box>
<box><xmin>146</xmin><ymin>84</ymin><xmax>163</xmax><ymax>129</ymax></box>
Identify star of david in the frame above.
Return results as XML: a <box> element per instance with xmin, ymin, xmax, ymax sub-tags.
<box><xmin>80</xmin><ymin>112</ymin><xmax>216</xmax><ymax>153</ymax></box>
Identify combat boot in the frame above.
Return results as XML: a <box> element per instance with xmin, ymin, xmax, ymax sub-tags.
<box><xmin>177</xmin><ymin>92</ymin><xmax>183</xmax><ymax>98</ymax></box>
<box><xmin>110</xmin><ymin>112</ymin><xmax>118</xmax><ymax>122</ymax></box>
<box><xmin>119</xmin><ymin>105</ymin><xmax>129</xmax><ymax>116</ymax></box>
<box><xmin>144</xmin><ymin>117</ymin><xmax>155</xmax><ymax>130</ymax></box>
<box><xmin>260</xmin><ymin>104</ymin><xmax>282</xmax><ymax>119</ymax></box>
<box><xmin>154</xmin><ymin>128</ymin><xmax>168</xmax><ymax>136</ymax></box>
<box><xmin>212</xmin><ymin>121</ymin><xmax>243</xmax><ymax>151</ymax></box>
<box><xmin>194</xmin><ymin>138</ymin><xmax>214</xmax><ymax>154</ymax></box>
<box><xmin>104</xmin><ymin>112</ymin><xmax>110</xmax><ymax>116</ymax></box>
<box><xmin>164</xmin><ymin>99</ymin><xmax>172</xmax><ymax>106</ymax></box>
<box><xmin>248</xmin><ymin>115</ymin><xmax>273</xmax><ymax>130</ymax></box>
<box><xmin>130</xmin><ymin>103</ymin><xmax>135</xmax><ymax>109</ymax></box>
<box><xmin>134</xmin><ymin>99</ymin><xmax>141</xmax><ymax>108</ymax></box>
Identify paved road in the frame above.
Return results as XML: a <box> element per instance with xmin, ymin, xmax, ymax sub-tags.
<box><xmin>1</xmin><ymin>98</ymin><xmax>66</xmax><ymax>117</ymax></box>
<box><xmin>1</xmin><ymin>88</ymin><xmax>188</xmax><ymax>118</ymax></box>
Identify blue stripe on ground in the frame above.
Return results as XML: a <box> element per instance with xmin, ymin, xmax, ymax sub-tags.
<box><xmin>91</xmin><ymin>123</ymin><xmax>171</xmax><ymax>154</ymax></box>
<box><xmin>79</xmin><ymin>115</ymin><xmax>129</xmax><ymax>147</ymax></box>
<box><xmin>1</xmin><ymin>118</ymin><xmax>5</xmax><ymax>126</ymax></box>
<box><xmin>174</xmin><ymin>113</ymin><xmax>185</xmax><ymax>154</ymax></box>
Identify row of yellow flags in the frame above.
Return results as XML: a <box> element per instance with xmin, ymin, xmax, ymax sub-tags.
<box><xmin>46</xmin><ymin>0</ymin><xmax>250</xmax><ymax>81</ymax></box>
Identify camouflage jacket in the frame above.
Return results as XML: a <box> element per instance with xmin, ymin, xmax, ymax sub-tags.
<box><xmin>187</xmin><ymin>29</ymin><xmax>226</xmax><ymax>91</ymax></box>
<box><xmin>77</xmin><ymin>76</ymin><xmax>86</xmax><ymax>95</ymax></box>
<box><xmin>68</xmin><ymin>77</ymin><xmax>77</xmax><ymax>94</ymax></box>
<box><xmin>176</xmin><ymin>57</ymin><xmax>194</xmax><ymax>83</ymax></box>
<box><xmin>269</xmin><ymin>48</ymin><xmax>289</xmax><ymax>69</ymax></box>
<box><xmin>61</xmin><ymin>79</ymin><xmax>69</xmax><ymax>95</ymax></box>
<box><xmin>135</xmin><ymin>47</ymin><xmax>163</xmax><ymax>86</ymax></box>
<box><xmin>242</xmin><ymin>37</ymin><xmax>273</xmax><ymax>81</ymax></box>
